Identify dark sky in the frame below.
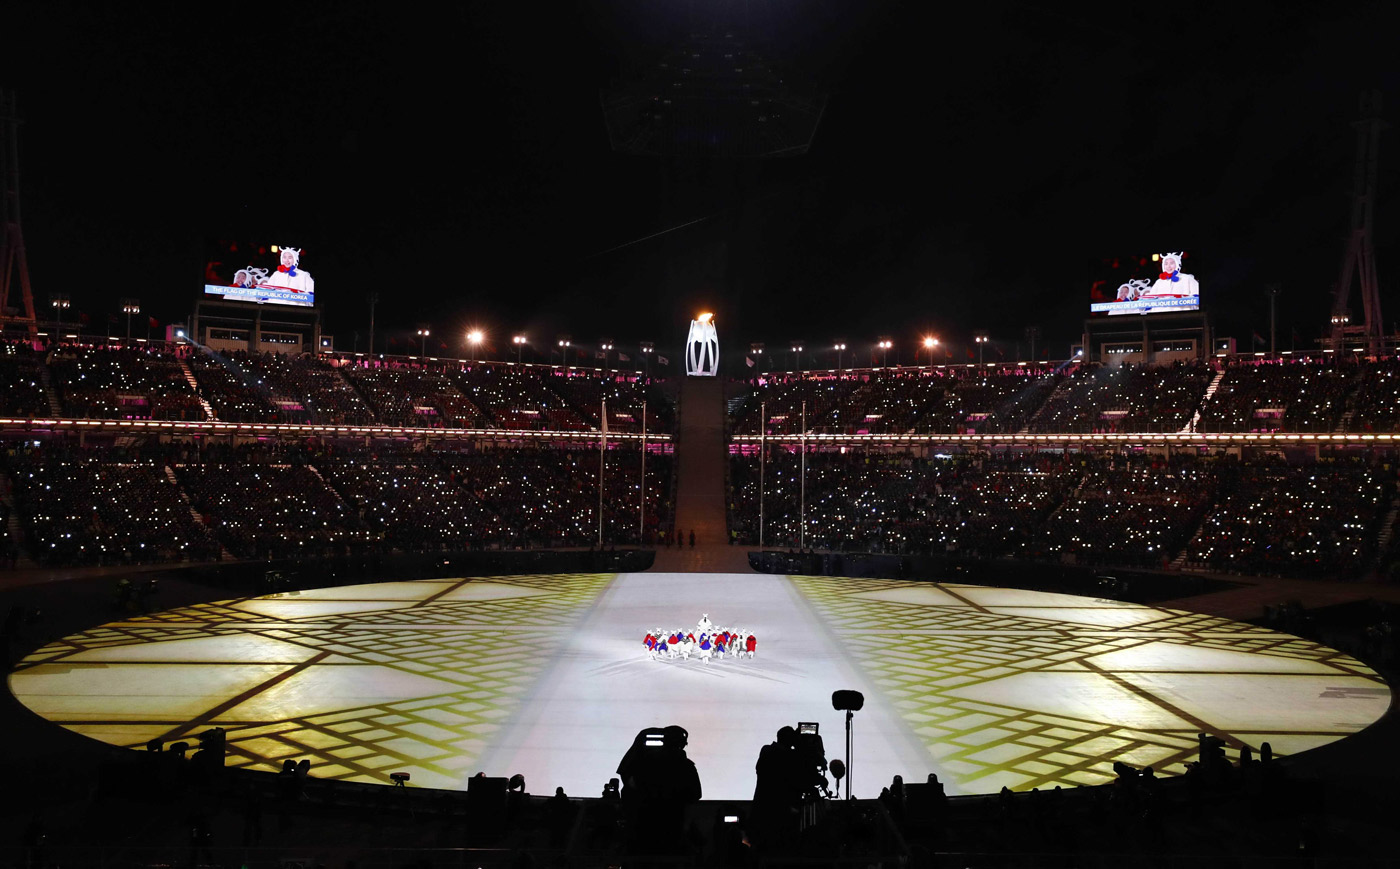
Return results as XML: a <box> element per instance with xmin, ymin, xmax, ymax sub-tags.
<box><xmin>5</xmin><ymin>1</ymin><xmax>1398</xmax><ymax>363</ymax></box>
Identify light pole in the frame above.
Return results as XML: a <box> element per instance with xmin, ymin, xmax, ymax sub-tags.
<box><xmin>834</xmin><ymin>342</ymin><xmax>847</xmax><ymax>370</ymax></box>
<box><xmin>556</xmin><ymin>336</ymin><xmax>571</xmax><ymax>366</ymax></box>
<box><xmin>922</xmin><ymin>336</ymin><xmax>938</xmax><ymax>367</ymax></box>
<box><xmin>513</xmin><ymin>334</ymin><xmax>527</xmax><ymax>365</ymax></box>
<box><xmin>640</xmin><ymin>341</ymin><xmax>654</xmax><ymax>380</ymax></box>
<box><xmin>974</xmin><ymin>331</ymin><xmax>989</xmax><ymax>365</ymax></box>
<box><xmin>121</xmin><ymin>299</ymin><xmax>141</xmax><ymax>340</ymax></box>
<box><xmin>877</xmin><ymin>338</ymin><xmax>893</xmax><ymax>368</ymax></box>
<box><xmin>600</xmin><ymin>340</ymin><xmax>614</xmax><ymax>368</ymax></box>
<box><xmin>750</xmin><ymin>342</ymin><xmax>765</xmax><ymax>373</ymax></box>
<box><xmin>467</xmin><ymin>330</ymin><xmax>483</xmax><ymax>362</ymax></box>
<box><xmin>50</xmin><ymin>294</ymin><xmax>70</xmax><ymax>341</ymax></box>
<box><xmin>1024</xmin><ymin>326</ymin><xmax>1040</xmax><ymax>364</ymax></box>
<box><xmin>791</xmin><ymin>343</ymin><xmax>803</xmax><ymax>372</ymax></box>
<box><xmin>416</xmin><ymin>327</ymin><xmax>430</xmax><ymax>358</ymax></box>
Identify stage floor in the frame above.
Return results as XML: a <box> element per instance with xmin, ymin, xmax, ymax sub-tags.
<box><xmin>9</xmin><ymin>573</ymin><xmax>1391</xmax><ymax>799</ymax></box>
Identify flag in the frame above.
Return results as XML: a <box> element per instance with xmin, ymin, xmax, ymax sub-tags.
<box><xmin>746</xmin><ymin>356</ymin><xmax>755</xmax><ymax>368</ymax></box>
<box><xmin>619</xmin><ymin>352</ymin><xmax>630</xmax><ymax>362</ymax></box>
<box><xmin>1253</xmin><ymin>332</ymin><xmax>1266</xmax><ymax>345</ymax></box>
<box><xmin>149</xmin><ymin>316</ymin><xmax>160</xmax><ymax>329</ymax></box>
<box><xmin>657</xmin><ymin>355</ymin><xmax>669</xmax><ymax>365</ymax></box>
<box><xmin>596</xmin><ymin>350</ymin><xmax>606</xmax><ymax>359</ymax></box>
<box><xmin>966</xmin><ymin>348</ymin><xmax>975</xmax><ymax>360</ymax></box>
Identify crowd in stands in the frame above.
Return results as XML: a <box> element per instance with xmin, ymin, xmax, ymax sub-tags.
<box><xmin>729</xmin><ymin>355</ymin><xmax>1400</xmax><ymax>436</ymax></box>
<box><xmin>729</xmin><ymin>450</ymin><xmax>1396</xmax><ymax>576</ymax></box>
<box><xmin>6</xmin><ymin>447</ymin><xmax>222</xmax><ymax>565</ymax></box>
<box><xmin>228</xmin><ymin>351</ymin><xmax>377</xmax><ymax>425</ymax></box>
<box><xmin>731</xmin><ymin>367</ymin><xmax>1061</xmax><ymax>435</ymax></box>
<box><xmin>186</xmin><ymin>352</ymin><xmax>278</xmax><ymax>422</ymax></box>
<box><xmin>0</xmin><ymin>440</ymin><xmax>675</xmax><ymax>567</ymax></box>
<box><xmin>48</xmin><ymin>344</ymin><xmax>206</xmax><ymax>421</ymax></box>
<box><xmin>174</xmin><ymin>459</ymin><xmax>376</xmax><ymax>560</ymax></box>
<box><xmin>1025</xmin><ymin>361</ymin><xmax>1215</xmax><ymax>433</ymax></box>
<box><xmin>0</xmin><ymin>341</ymin><xmax>48</xmax><ymax>417</ymax></box>
<box><xmin>14</xmin><ymin>339</ymin><xmax>1400</xmax><ymax>439</ymax></box>
<box><xmin>1184</xmin><ymin>462</ymin><xmax>1387</xmax><ymax>578</ymax></box>
<box><xmin>0</xmin><ymin>340</ymin><xmax>678</xmax><ymax>433</ymax></box>
<box><xmin>1196</xmin><ymin>355</ymin><xmax>1357</xmax><ymax>433</ymax></box>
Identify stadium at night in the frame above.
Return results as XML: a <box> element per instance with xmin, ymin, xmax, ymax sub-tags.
<box><xmin>2</xmin><ymin>3</ymin><xmax>1399</xmax><ymax>866</ymax></box>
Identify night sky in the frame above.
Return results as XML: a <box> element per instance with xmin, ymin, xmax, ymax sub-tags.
<box><xmin>5</xmin><ymin>1</ymin><xmax>1398</xmax><ymax>364</ymax></box>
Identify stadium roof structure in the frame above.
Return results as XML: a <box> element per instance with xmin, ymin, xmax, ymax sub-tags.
<box><xmin>601</xmin><ymin>32</ymin><xmax>825</xmax><ymax>158</ymax></box>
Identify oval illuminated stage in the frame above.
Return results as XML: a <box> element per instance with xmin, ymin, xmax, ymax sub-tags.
<box><xmin>9</xmin><ymin>573</ymin><xmax>1391</xmax><ymax>799</ymax></box>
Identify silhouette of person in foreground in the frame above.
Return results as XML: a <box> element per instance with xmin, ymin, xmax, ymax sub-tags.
<box><xmin>617</xmin><ymin>725</ymin><xmax>701</xmax><ymax>854</ymax></box>
<box><xmin>753</xmin><ymin>726</ymin><xmax>805</xmax><ymax>850</ymax></box>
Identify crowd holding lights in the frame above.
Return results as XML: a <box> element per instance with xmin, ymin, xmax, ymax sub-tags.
<box><xmin>1197</xmin><ymin>356</ymin><xmax>1360</xmax><ymax>433</ymax></box>
<box><xmin>0</xmin><ymin>342</ymin><xmax>51</xmax><ymax>417</ymax></box>
<box><xmin>176</xmin><ymin>458</ymin><xmax>375</xmax><ymax>559</ymax></box>
<box><xmin>0</xmin><ymin>339</ymin><xmax>675</xmax><ymax>433</ymax></box>
<box><xmin>49</xmin><ymin>344</ymin><xmax>206</xmax><ymax>421</ymax></box>
<box><xmin>10</xmin><ymin>451</ymin><xmax>221</xmax><ymax>566</ymax></box>
<box><xmin>731</xmin><ymin>355</ymin><xmax>1400</xmax><ymax>438</ymax></box>
<box><xmin>3</xmin><ymin>441</ymin><xmax>676</xmax><ymax>566</ymax></box>
<box><xmin>727</xmin><ymin>451</ymin><xmax>1394</xmax><ymax>578</ymax></box>
<box><xmin>186</xmin><ymin>350</ymin><xmax>279</xmax><ymax>421</ymax></box>
<box><xmin>733</xmin><ymin>367</ymin><xmax>1061</xmax><ymax>436</ymax></box>
<box><xmin>1184</xmin><ymin>462</ymin><xmax>1387</xmax><ymax>578</ymax></box>
<box><xmin>1026</xmin><ymin>361</ymin><xmax>1216</xmax><ymax>433</ymax></box>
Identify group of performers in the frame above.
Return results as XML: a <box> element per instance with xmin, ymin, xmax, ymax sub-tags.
<box><xmin>644</xmin><ymin>613</ymin><xmax>756</xmax><ymax>665</ymax></box>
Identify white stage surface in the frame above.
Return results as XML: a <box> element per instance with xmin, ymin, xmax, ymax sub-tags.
<box><xmin>9</xmin><ymin>573</ymin><xmax>1391</xmax><ymax>799</ymax></box>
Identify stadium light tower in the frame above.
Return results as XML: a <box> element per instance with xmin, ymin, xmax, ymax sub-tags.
<box><xmin>121</xmin><ymin>299</ymin><xmax>141</xmax><ymax>340</ymax></box>
<box><xmin>834</xmin><ymin>342</ymin><xmax>847</xmax><ymax>370</ymax></box>
<box><xmin>467</xmin><ymin>330</ymin><xmax>484</xmax><ymax>362</ymax></box>
<box><xmin>556</xmin><ymin>335</ymin><xmax>572</xmax><ymax>366</ymax></box>
<box><xmin>50</xmin><ymin>293</ymin><xmax>70</xmax><ymax>338</ymax></box>
<box><xmin>512</xmin><ymin>334</ymin><xmax>527</xmax><ymax>365</ymax></box>
<box><xmin>877</xmin><ymin>338</ymin><xmax>893</xmax><ymax>368</ymax></box>
<box><xmin>600</xmin><ymin>339</ymin><xmax>614</xmax><ymax>368</ymax></box>
<box><xmin>416</xmin><ymin>327</ymin><xmax>430</xmax><ymax>358</ymax></box>
<box><xmin>922</xmin><ymin>335</ymin><xmax>939</xmax><ymax>367</ymax></box>
<box><xmin>790</xmin><ymin>342</ymin><xmax>804</xmax><ymax>372</ymax></box>
<box><xmin>974</xmin><ymin>331</ymin><xmax>989</xmax><ymax>365</ymax></box>
<box><xmin>750</xmin><ymin>342</ymin><xmax>765</xmax><ymax>372</ymax></box>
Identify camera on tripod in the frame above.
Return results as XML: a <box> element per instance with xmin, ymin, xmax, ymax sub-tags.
<box><xmin>793</xmin><ymin>721</ymin><xmax>832</xmax><ymax>799</ymax></box>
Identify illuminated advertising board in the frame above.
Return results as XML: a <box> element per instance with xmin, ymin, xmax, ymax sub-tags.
<box><xmin>1089</xmin><ymin>251</ymin><xmax>1199</xmax><ymax>317</ymax></box>
<box><xmin>203</xmin><ymin>241</ymin><xmax>315</xmax><ymax>307</ymax></box>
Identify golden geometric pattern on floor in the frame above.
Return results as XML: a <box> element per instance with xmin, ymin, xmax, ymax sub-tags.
<box><xmin>788</xmin><ymin>575</ymin><xmax>1389</xmax><ymax>795</ymax></box>
<box><xmin>9</xmin><ymin>574</ymin><xmax>615</xmax><ymax>790</ymax></box>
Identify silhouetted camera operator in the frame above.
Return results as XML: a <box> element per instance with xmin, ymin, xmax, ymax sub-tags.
<box><xmin>753</xmin><ymin>723</ymin><xmax>830</xmax><ymax>849</ymax></box>
<box><xmin>616</xmin><ymin>725</ymin><xmax>701</xmax><ymax>854</ymax></box>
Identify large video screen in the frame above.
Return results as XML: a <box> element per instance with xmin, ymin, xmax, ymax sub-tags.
<box><xmin>203</xmin><ymin>241</ymin><xmax>315</xmax><ymax>307</ymax></box>
<box><xmin>1089</xmin><ymin>251</ymin><xmax>1199</xmax><ymax>317</ymax></box>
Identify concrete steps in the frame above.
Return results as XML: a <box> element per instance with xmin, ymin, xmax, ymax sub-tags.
<box><xmin>652</xmin><ymin>375</ymin><xmax>739</xmax><ymax>572</ymax></box>
<box><xmin>38</xmin><ymin>363</ymin><xmax>62</xmax><ymax>417</ymax></box>
<box><xmin>177</xmin><ymin>357</ymin><xmax>216</xmax><ymax>420</ymax></box>
<box><xmin>163</xmin><ymin>465</ymin><xmax>234</xmax><ymax>561</ymax></box>
<box><xmin>1181</xmin><ymin>368</ymin><xmax>1227</xmax><ymax>434</ymax></box>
